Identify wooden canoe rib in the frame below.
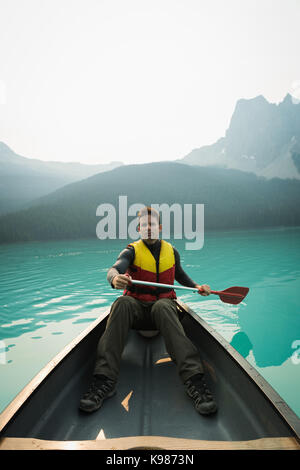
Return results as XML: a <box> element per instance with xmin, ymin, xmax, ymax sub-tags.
<box><xmin>0</xmin><ymin>300</ymin><xmax>300</xmax><ymax>451</ymax></box>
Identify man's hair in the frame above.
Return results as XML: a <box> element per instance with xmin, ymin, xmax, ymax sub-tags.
<box><xmin>138</xmin><ymin>206</ymin><xmax>160</xmax><ymax>224</ymax></box>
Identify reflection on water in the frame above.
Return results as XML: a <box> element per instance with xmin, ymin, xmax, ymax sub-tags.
<box><xmin>0</xmin><ymin>230</ymin><xmax>300</xmax><ymax>417</ymax></box>
<box><xmin>230</xmin><ymin>331</ymin><xmax>253</xmax><ymax>358</ymax></box>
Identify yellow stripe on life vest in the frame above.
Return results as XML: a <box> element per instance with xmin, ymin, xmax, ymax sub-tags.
<box><xmin>129</xmin><ymin>240</ymin><xmax>175</xmax><ymax>273</ymax></box>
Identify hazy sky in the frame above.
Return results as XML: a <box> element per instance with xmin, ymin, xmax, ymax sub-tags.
<box><xmin>0</xmin><ymin>0</ymin><xmax>300</xmax><ymax>165</ymax></box>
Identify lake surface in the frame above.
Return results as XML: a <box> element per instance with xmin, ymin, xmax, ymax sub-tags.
<box><xmin>0</xmin><ymin>227</ymin><xmax>300</xmax><ymax>419</ymax></box>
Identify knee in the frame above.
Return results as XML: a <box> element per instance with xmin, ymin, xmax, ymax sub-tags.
<box><xmin>106</xmin><ymin>296</ymin><xmax>138</xmax><ymax>329</ymax></box>
<box><xmin>115</xmin><ymin>295</ymin><xmax>137</xmax><ymax>307</ymax></box>
<box><xmin>151</xmin><ymin>298</ymin><xmax>177</xmax><ymax>317</ymax></box>
<box><xmin>110</xmin><ymin>295</ymin><xmax>137</xmax><ymax>316</ymax></box>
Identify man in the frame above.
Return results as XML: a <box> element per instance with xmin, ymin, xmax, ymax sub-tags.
<box><xmin>79</xmin><ymin>206</ymin><xmax>217</xmax><ymax>415</ymax></box>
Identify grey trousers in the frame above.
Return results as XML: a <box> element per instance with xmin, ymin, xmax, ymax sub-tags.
<box><xmin>93</xmin><ymin>295</ymin><xmax>204</xmax><ymax>384</ymax></box>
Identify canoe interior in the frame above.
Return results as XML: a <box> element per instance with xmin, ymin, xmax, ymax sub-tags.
<box><xmin>1</xmin><ymin>302</ymin><xmax>299</xmax><ymax>443</ymax></box>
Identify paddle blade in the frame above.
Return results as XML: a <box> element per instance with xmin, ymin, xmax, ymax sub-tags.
<box><xmin>218</xmin><ymin>286</ymin><xmax>249</xmax><ymax>305</ymax></box>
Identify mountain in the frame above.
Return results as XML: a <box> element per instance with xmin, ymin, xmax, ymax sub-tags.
<box><xmin>0</xmin><ymin>161</ymin><xmax>300</xmax><ymax>244</ymax></box>
<box><xmin>0</xmin><ymin>142</ymin><xmax>123</xmax><ymax>215</ymax></box>
<box><xmin>180</xmin><ymin>94</ymin><xmax>300</xmax><ymax>180</ymax></box>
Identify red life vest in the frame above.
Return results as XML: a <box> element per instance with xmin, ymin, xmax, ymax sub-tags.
<box><xmin>124</xmin><ymin>239</ymin><xmax>176</xmax><ymax>301</ymax></box>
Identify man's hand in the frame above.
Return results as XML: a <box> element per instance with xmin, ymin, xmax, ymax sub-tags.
<box><xmin>196</xmin><ymin>284</ymin><xmax>211</xmax><ymax>296</ymax></box>
<box><xmin>112</xmin><ymin>274</ymin><xmax>132</xmax><ymax>289</ymax></box>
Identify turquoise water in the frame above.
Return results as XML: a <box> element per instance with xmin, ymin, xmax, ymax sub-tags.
<box><xmin>0</xmin><ymin>228</ymin><xmax>300</xmax><ymax>419</ymax></box>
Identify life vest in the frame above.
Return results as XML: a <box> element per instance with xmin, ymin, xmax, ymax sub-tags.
<box><xmin>124</xmin><ymin>239</ymin><xmax>176</xmax><ymax>301</ymax></box>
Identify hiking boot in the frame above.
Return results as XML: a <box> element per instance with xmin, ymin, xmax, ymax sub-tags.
<box><xmin>185</xmin><ymin>374</ymin><xmax>217</xmax><ymax>415</ymax></box>
<box><xmin>79</xmin><ymin>375</ymin><xmax>116</xmax><ymax>413</ymax></box>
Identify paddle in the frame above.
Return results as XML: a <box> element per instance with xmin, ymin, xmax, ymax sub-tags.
<box><xmin>130</xmin><ymin>280</ymin><xmax>249</xmax><ymax>305</ymax></box>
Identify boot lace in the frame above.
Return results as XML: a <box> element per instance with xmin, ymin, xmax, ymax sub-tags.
<box><xmin>186</xmin><ymin>379</ymin><xmax>213</xmax><ymax>404</ymax></box>
<box><xmin>83</xmin><ymin>379</ymin><xmax>115</xmax><ymax>404</ymax></box>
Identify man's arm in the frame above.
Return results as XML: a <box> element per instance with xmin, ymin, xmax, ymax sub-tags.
<box><xmin>107</xmin><ymin>246</ymin><xmax>135</xmax><ymax>288</ymax></box>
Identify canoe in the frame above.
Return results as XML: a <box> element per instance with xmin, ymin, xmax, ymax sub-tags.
<box><xmin>0</xmin><ymin>300</ymin><xmax>300</xmax><ymax>451</ymax></box>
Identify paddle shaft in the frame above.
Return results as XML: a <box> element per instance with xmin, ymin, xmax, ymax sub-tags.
<box><xmin>131</xmin><ymin>279</ymin><xmax>222</xmax><ymax>296</ymax></box>
<box><xmin>129</xmin><ymin>280</ymin><xmax>248</xmax><ymax>304</ymax></box>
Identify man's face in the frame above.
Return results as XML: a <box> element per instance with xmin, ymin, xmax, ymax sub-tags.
<box><xmin>139</xmin><ymin>214</ymin><xmax>161</xmax><ymax>243</ymax></box>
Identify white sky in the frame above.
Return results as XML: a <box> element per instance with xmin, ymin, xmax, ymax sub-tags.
<box><xmin>0</xmin><ymin>0</ymin><xmax>300</xmax><ymax>165</ymax></box>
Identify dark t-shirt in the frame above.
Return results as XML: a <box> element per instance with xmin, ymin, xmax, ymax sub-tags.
<box><xmin>107</xmin><ymin>239</ymin><xmax>197</xmax><ymax>289</ymax></box>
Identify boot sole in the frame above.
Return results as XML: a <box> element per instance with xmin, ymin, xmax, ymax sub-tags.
<box><xmin>196</xmin><ymin>403</ymin><xmax>218</xmax><ymax>416</ymax></box>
